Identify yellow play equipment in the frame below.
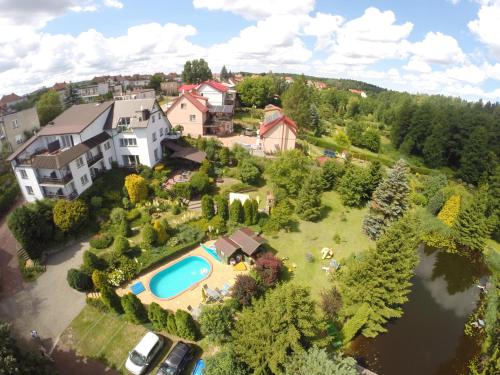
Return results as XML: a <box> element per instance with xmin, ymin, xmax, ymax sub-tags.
<box><xmin>321</xmin><ymin>247</ymin><xmax>334</xmax><ymax>259</ymax></box>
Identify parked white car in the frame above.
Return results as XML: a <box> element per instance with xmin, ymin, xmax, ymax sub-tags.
<box><xmin>125</xmin><ymin>332</ymin><xmax>164</xmax><ymax>374</ymax></box>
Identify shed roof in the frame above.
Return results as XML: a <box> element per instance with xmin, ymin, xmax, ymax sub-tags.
<box><xmin>162</xmin><ymin>140</ymin><xmax>206</xmax><ymax>163</ymax></box>
<box><xmin>214</xmin><ymin>237</ymin><xmax>241</xmax><ymax>258</ymax></box>
<box><xmin>230</xmin><ymin>228</ymin><xmax>266</xmax><ymax>256</ymax></box>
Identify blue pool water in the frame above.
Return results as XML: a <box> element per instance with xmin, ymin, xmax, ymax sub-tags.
<box><xmin>149</xmin><ymin>256</ymin><xmax>211</xmax><ymax>299</ymax></box>
<box><xmin>201</xmin><ymin>243</ymin><xmax>222</xmax><ymax>262</ymax></box>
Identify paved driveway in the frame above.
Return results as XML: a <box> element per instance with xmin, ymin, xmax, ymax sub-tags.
<box><xmin>0</xmin><ymin>239</ymin><xmax>88</xmax><ymax>351</ymax></box>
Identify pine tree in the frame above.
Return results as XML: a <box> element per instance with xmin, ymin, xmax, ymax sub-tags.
<box><xmin>64</xmin><ymin>82</ymin><xmax>80</xmax><ymax>108</ymax></box>
<box><xmin>220</xmin><ymin>65</ymin><xmax>229</xmax><ymax>81</ymax></box>
<box><xmin>230</xmin><ymin>199</ymin><xmax>243</xmax><ymax>223</ymax></box>
<box><xmin>309</xmin><ymin>103</ymin><xmax>321</xmax><ymax>136</ymax></box>
<box><xmin>452</xmin><ymin>187</ymin><xmax>491</xmax><ymax>254</ymax></box>
<box><xmin>201</xmin><ymin>195</ymin><xmax>215</xmax><ymax>220</ymax></box>
<box><xmin>363</xmin><ymin>159</ymin><xmax>410</xmax><ymax>239</ymax></box>
<box><xmin>243</xmin><ymin>199</ymin><xmax>253</xmax><ymax>225</ymax></box>
<box><xmin>339</xmin><ymin>216</ymin><xmax>419</xmax><ymax>338</ymax></box>
<box><xmin>215</xmin><ymin>195</ymin><xmax>229</xmax><ymax>221</ymax></box>
<box><xmin>281</xmin><ymin>75</ymin><xmax>311</xmax><ymax>129</ymax></box>
<box><xmin>296</xmin><ymin>171</ymin><xmax>323</xmax><ymax>221</ymax></box>
<box><xmin>251</xmin><ymin>199</ymin><xmax>259</xmax><ymax>224</ymax></box>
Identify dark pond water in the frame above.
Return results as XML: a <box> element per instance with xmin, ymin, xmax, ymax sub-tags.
<box><xmin>348</xmin><ymin>246</ymin><xmax>488</xmax><ymax>375</ymax></box>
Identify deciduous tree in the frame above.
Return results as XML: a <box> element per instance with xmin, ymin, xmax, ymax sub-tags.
<box><xmin>37</xmin><ymin>90</ymin><xmax>63</xmax><ymax>126</ymax></box>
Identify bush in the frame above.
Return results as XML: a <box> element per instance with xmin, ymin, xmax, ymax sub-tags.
<box><xmin>239</xmin><ymin>159</ymin><xmax>260</xmax><ymax>185</ymax></box>
<box><xmin>166</xmin><ymin>313</ymin><xmax>177</xmax><ymax>335</ymax></box>
<box><xmin>215</xmin><ymin>195</ymin><xmax>229</xmax><ymax>220</ymax></box>
<box><xmin>205</xmin><ymin>348</ymin><xmax>249</xmax><ymax>375</ymax></box>
<box><xmin>148</xmin><ymin>302</ymin><xmax>170</xmax><ymax>331</ymax></box>
<box><xmin>142</xmin><ymin>223</ymin><xmax>156</xmax><ymax>249</ymax></box>
<box><xmin>100</xmin><ymin>286</ymin><xmax>123</xmax><ymax>314</ymax></box>
<box><xmin>89</xmin><ymin>233</ymin><xmax>114</xmax><ymax>249</ymax></box>
<box><xmin>254</xmin><ymin>252</ymin><xmax>283</xmax><ymax>287</ymax></box>
<box><xmin>124</xmin><ymin>174</ymin><xmax>148</xmax><ymax>204</ymax></box>
<box><xmin>127</xmin><ymin>208</ymin><xmax>142</xmax><ymax>221</ymax></box>
<box><xmin>110</xmin><ymin>207</ymin><xmax>127</xmax><ymax>223</ymax></box>
<box><xmin>91</xmin><ymin>270</ymin><xmax>108</xmax><ymax>290</ymax></box>
<box><xmin>208</xmin><ymin>215</ymin><xmax>226</xmax><ymax>234</ymax></box>
<box><xmin>229</xmin><ymin>199</ymin><xmax>243</xmax><ymax>223</ymax></box>
<box><xmin>121</xmin><ymin>293</ymin><xmax>148</xmax><ymax>324</ymax></box>
<box><xmin>437</xmin><ymin>194</ymin><xmax>461</xmax><ymax>226</ymax></box>
<box><xmin>319</xmin><ymin>287</ymin><xmax>342</xmax><ymax>320</ymax></box>
<box><xmin>232</xmin><ymin>275</ymin><xmax>260</xmax><ymax>306</ymax></box>
<box><xmin>90</xmin><ymin>196</ymin><xmax>103</xmax><ymax>209</ymax></box>
<box><xmin>114</xmin><ymin>219</ymin><xmax>130</xmax><ymax>237</ymax></box>
<box><xmin>200</xmin><ymin>305</ymin><xmax>234</xmax><ymax>344</ymax></box>
<box><xmin>190</xmin><ymin>172</ymin><xmax>210</xmax><ymax>195</ymax></box>
<box><xmin>67</xmin><ymin>268</ymin><xmax>93</xmax><ymax>292</ymax></box>
<box><xmin>174</xmin><ymin>309</ymin><xmax>197</xmax><ymax>340</ymax></box>
<box><xmin>321</xmin><ymin>160</ymin><xmax>345</xmax><ymax>190</ymax></box>
<box><xmin>86</xmin><ymin>296</ymin><xmax>109</xmax><ymax>312</ymax></box>
<box><xmin>153</xmin><ymin>220</ymin><xmax>169</xmax><ymax>245</ymax></box>
<box><xmin>53</xmin><ymin>199</ymin><xmax>89</xmax><ymax>233</ymax></box>
<box><xmin>113</xmin><ymin>236</ymin><xmax>130</xmax><ymax>255</ymax></box>
<box><xmin>82</xmin><ymin>250</ymin><xmax>106</xmax><ymax>274</ymax></box>
<box><xmin>201</xmin><ymin>195</ymin><xmax>215</xmax><ymax>219</ymax></box>
<box><xmin>342</xmin><ymin>303</ymin><xmax>370</xmax><ymax>343</ymax></box>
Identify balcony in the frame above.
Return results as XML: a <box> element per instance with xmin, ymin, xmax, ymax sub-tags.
<box><xmin>86</xmin><ymin>152</ymin><xmax>103</xmax><ymax>166</ymax></box>
<box><xmin>44</xmin><ymin>190</ymin><xmax>78</xmax><ymax>200</ymax></box>
<box><xmin>38</xmin><ymin>172</ymin><xmax>73</xmax><ymax>185</ymax></box>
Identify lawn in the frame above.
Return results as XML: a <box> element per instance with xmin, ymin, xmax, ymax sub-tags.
<box><xmin>266</xmin><ymin>191</ymin><xmax>374</xmax><ymax>298</ymax></box>
<box><xmin>59</xmin><ymin>306</ymin><xmax>202</xmax><ymax>374</ymax></box>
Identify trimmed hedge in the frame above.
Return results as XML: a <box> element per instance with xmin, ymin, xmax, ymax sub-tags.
<box><xmin>89</xmin><ymin>233</ymin><xmax>114</xmax><ymax>249</ymax></box>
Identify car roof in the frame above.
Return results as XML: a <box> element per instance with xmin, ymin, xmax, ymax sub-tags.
<box><xmin>135</xmin><ymin>332</ymin><xmax>160</xmax><ymax>355</ymax></box>
<box><xmin>165</xmin><ymin>342</ymin><xmax>190</xmax><ymax>367</ymax></box>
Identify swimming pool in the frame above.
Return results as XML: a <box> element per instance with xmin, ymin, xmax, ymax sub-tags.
<box><xmin>149</xmin><ymin>256</ymin><xmax>211</xmax><ymax>299</ymax></box>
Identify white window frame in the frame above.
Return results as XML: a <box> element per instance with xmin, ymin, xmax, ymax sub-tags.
<box><xmin>19</xmin><ymin>169</ymin><xmax>28</xmax><ymax>179</ymax></box>
<box><xmin>25</xmin><ymin>186</ymin><xmax>34</xmax><ymax>195</ymax></box>
<box><xmin>81</xmin><ymin>174</ymin><xmax>89</xmax><ymax>185</ymax></box>
<box><xmin>189</xmin><ymin>114</ymin><xmax>196</xmax><ymax>122</ymax></box>
<box><xmin>15</xmin><ymin>134</ymin><xmax>24</xmax><ymax>144</ymax></box>
<box><xmin>181</xmin><ymin>103</ymin><xmax>187</xmax><ymax>109</ymax></box>
<box><xmin>12</xmin><ymin>119</ymin><xmax>18</xmax><ymax>129</ymax></box>
<box><xmin>154</xmin><ymin>148</ymin><xmax>159</xmax><ymax>161</ymax></box>
<box><xmin>104</xmin><ymin>141</ymin><xmax>111</xmax><ymax>151</ymax></box>
<box><xmin>159</xmin><ymin>128</ymin><xmax>164</xmax><ymax>137</ymax></box>
<box><xmin>76</xmin><ymin>157</ymin><xmax>84</xmax><ymax>168</ymax></box>
<box><xmin>152</xmin><ymin>132</ymin><xmax>157</xmax><ymax>142</ymax></box>
<box><xmin>119</xmin><ymin>138</ymin><xmax>137</xmax><ymax>147</ymax></box>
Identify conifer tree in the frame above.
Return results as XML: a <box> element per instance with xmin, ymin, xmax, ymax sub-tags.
<box><xmin>296</xmin><ymin>171</ymin><xmax>323</xmax><ymax>221</ymax></box>
<box><xmin>363</xmin><ymin>159</ymin><xmax>410</xmax><ymax>239</ymax></box>
<box><xmin>251</xmin><ymin>199</ymin><xmax>259</xmax><ymax>224</ymax></box>
<box><xmin>64</xmin><ymin>82</ymin><xmax>81</xmax><ymax>108</ymax></box>
<box><xmin>201</xmin><ymin>195</ymin><xmax>215</xmax><ymax>220</ymax></box>
<box><xmin>215</xmin><ymin>195</ymin><xmax>229</xmax><ymax>221</ymax></box>
<box><xmin>339</xmin><ymin>216</ymin><xmax>419</xmax><ymax>338</ymax></box>
<box><xmin>452</xmin><ymin>187</ymin><xmax>491</xmax><ymax>254</ymax></box>
<box><xmin>229</xmin><ymin>199</ymin><xmax>243</xmax><ymax>223</ymax></box>
<box><xmin>243</xmin><ymin>199</ymin><xmax>253</xmax><ymax>225</ymax></box>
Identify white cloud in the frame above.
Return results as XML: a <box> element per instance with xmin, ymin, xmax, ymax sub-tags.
<box><xmin>192</xmin><ymin>0</ymin><xmax>315</xmax><ymax>20</ymax></box>
<box><xmin>409</xmin><ymin>31</ymin><xmax>465</xmax><ymax>65</ymax></box>
<box><xmin>447</xmin><ymin>0</ymin><xmax>460</xmax><ymax>4</ymax></box>
<box><xmin>303</xmin><ymin>12</ymin><xmax>344</xmax><ymax>50</ymax></box>
<box><xmin>103</xmin><ymin>0</ymin><xmax>123</xmax><ymax>9</ymax></box>
<box><xmin>468</xmin><ymin>2</ymin><xmax>500</xmax><ymax>58</ymax></box>
<box><xmin>70</xmin><ymin>5</ymin><xmax>98</xmax><ymax>12</ymax></box>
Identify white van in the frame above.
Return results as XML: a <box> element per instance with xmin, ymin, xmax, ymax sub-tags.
<box><xmin>125</xmin><ymin>332</ymin><xmax>164</xmax><ymax>374</ymax></box>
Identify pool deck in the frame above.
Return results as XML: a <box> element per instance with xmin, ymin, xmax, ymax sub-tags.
<box><xmin>116</xmin><ymin>241</ymin><xmax>246</xmax><ymax>312</ymax></box>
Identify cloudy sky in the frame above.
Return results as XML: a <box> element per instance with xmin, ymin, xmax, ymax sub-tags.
<box><xmin>1</xmin><ymin>0</ymin><xmax>499</xmax><ymax>101</ymax></box>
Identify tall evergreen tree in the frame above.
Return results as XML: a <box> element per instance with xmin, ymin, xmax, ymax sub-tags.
<box><xmin>281</xmin><ymin>75</ymin><xmax>311</xmax><ymax>129</ymax></box>
<box><xmin>201</xmin><ymin>195</ymin><xmax>215</xmax><ymax>220</ymax></box>
<box><xmin>296</xmin><ymin>171</ymin><xmax>323</xmax><ymax>221</ymax></box>
<box><xmin>363</xmin><ymin>159</ymin><xmax>410</xmax><ymax>239</ymax></box>
<box><xmin>229</xmin><ymin>199</ymin><xmax>243</xmax><ymax>223</ymax></box>
<box><xmin>339</xmin><ymin>216</ymin><xmax>420</xmax><ymax>338</ymax></box>
<box><xmin>220</xmin><ymin>65</ymin><xmax>229</xmax><ymax>81</ymax></box>
<box><xmin>309</xmin><ymin>103</ymin><xmax>321</xmax><ymax>136</ymax></box>
<box><xmin>64</xmin><ymin>82</ymin><xmax>81</xmax><ymax>108</ymax></box>
<box><xmin>215</xmin><ymin>195</ymin><xmax>229</xmax><ymax>221</ymax></box>
<box><xmin>458</xmin><ymin>126</ymin><xmax>492</xmax><ymax>185</ymax></box>
<box><xmin>452</xmin><ymin>187</ymin><xmax>492</xmax><ymax>254</ymax></box>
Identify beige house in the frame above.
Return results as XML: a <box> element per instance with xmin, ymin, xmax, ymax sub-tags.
<box><xmin>258</xmin><ymin>105</ymin><xmax>297</xmax><ymax>154</ymax></box>
<box><xmin>0</xmin><ymin>107</ymin><xmax>40</xmax><ymax>153</ymax></box>
<box><xmin>166</xmin><ymin>92</ymin><xmax>208</xmax><ymax>137</ymax></box>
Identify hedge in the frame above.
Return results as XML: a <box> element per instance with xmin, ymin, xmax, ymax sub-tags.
<box><xmin>0</xmin><ymin>183</ymin><xmax>19</xmax><ymax>216</ymax></box>
<box><xmin>137</xmin><ymin>239</ymin><xmax>201</xmax><ymax>274</ymax></box>
<box><xmin>305</xmin><ymin>135</ymin><xmax>433</xmax><ymax>175</ymax></box>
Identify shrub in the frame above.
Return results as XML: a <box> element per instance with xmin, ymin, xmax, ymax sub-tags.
<box><xmin>205</xmin><ymin>349</ymin><xmax>249</xmax><ymax>375</ymax></box>
<box><xmin>122</xmin><ymin>197</ymin><xmax>132</xmax><ymax>209</ymax></box>
<box><xmin>229</xmin><ymin>199</ymin><xmax>244</xmax><ymax>223</ymax></box>
<box><xmin>127</xmin><ymin>208</ymin><xmax>142</xmax><ymax>221</ymax></box>
<box><xmin>148</xmin><ymin>302</ymin><xmax>170</xmax><ymax>331</ymax></box>
<box><xmin>82</xmin><ymin>250</ymin><xmax>106</xmax><ymax>274</ymax></box>
<box><xmin>239</xmin><ymin>159</ymin><xmax>260</xmax><ymax>185</ymax></box>
<box><xmin>100</xmin><ymin>286</ymin><xmax>123</xmax><ymax>314</ymax></box>
<box><xmin>319</xmin><ymin>287</ymin><xmax>342</xmax><ymax>320</ymax></box>
<box><xmin>86</xmin><ymin>296</ymin><xmax>109</xmax><ymax>312</ymax></box>
<box><xmin>201</xmin><ymin>195</ymin><xmax>215</xmax><ymax>219</ymax></box>
<box><xmin>215</xmin><ymin>195</ymin><xmax>229</xmax><ymax>220</ymax></box>
<box><xmin>232</xmin><ymin>275</ymin><xmax>260</xmax><ymax>306</ymax></box>
<box><xmin>174</xmin><ymin>309</ymin><xmax>197</xmax><ymax>340</ymax></box>
<box><xmin>427</xmin><ymin>191</ymin><xmax>445</xmax><ymax>215</ymax></box>
<box><xmin>166</xmin><ymin>313</ymin><xmax>177</xmax><ymax>335</ymax></box>
<box><xmin>321</xmin><ymin>160</ymin><xmax>345</xmax><ymax>191</ymax></box>
<box><xmin>200</xmin><ymin>304</ymin><xmax>234</xmax><ymax>344</ymax></box>
<box><xmin>208</xmin><ymin>215</ymin><xmax>226</xmax><ymax>234</ymax></box>
<box><xmin>114</xmin><ymin>219</ymin><xmax>130</xmax><ymax>237</ymax></box>
<box><xmin>190</xmin><ymin>171</ymin><xmax>210</xmax><ymax>195</ymax></box>
<box><xmin>124</xmin><ymin>174</ymin><xmax>148</xmax><ymax>204</ymax></box>
<box><xmin>437</xmin><ymin>194</ymin><xmax>461</xmax><ymax>226</ymax></box>
<box><xmin>110</xmin><ymin>207</ymin><xmax>127</xmax><ymax>224</ymax></box>
<box><xmin>254</xmin><ymin>252</ymin><xmax>283</xmax><ymax>287</ymax></box>
<box><xmin>67</xmin><ymin>268</ymin><xmax>93</xmax><ymax>292</ymax></box>
<box><xmin>113</xmin><ymin>236</ymin><xmax>130</xmax><ymax>255</ymax></box>
<box><xmin>53</xmin><ymin>199</ymin><xmax>89</xmax><ymax>233</ymax></box>
<box><xmin>121</xmin><ymin>293</ymin><xmax>148</xmax><ymax>324</ymax></box>
<box><xmin>91</xmin><ymin>270</ymin><xmax>108</xmax><ymax>290</ymax></box>
<box><xmin>153</xmin><ymin>220</ymin><xmax>169</xmax><ymax>245</ymax></box>
<box><xmin>142</xmin><ymin>223</ymin><xmax>156</xmax><ymax>249</ymax></box>
<box><xmin>89</xmin><ymin>233</ymin><xmax>113</xmax><ymax>249</ymax></box>
<box><xmin>342</xmin><ymin>303</ymin><xmax>371</xmax><ymax>343</ymax></box>
<box><xmin>90</xmin><ymin>196</ymin><xmax>103</xmax><ymax>210</ymax></box>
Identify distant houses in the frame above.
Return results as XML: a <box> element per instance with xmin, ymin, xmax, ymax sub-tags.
<box><xmin>0</xmin><ymin>107</ymin><xmax>40</xmax><ymax>153</ymax></box>
<box><xmin>0</xmin><ymin>93</ymin><xmax>26</xmax><ymax>111</ymax></box>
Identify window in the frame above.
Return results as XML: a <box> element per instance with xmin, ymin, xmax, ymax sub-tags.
<box><xmin>122</xmin><ymin>155</ymin><xmax>140</xmax><ymax>166</ymax></box>
<box><xmin>80</xmin><ymin>174</ymin><xmax>89</xmax><ymax>185</ymax></box>
<box><xmin>118</xmin><ymin>117</ymin><xmax>131</xmax><ymax>126</ymax></box>
<box><xmin>159</xmin><ymin>128</ymin><xmax>164</xmax><ymax>137</ymax></box>
<box><xmin>152</xmin><ymin>115</ymin><xmax>155</xmax><ymax>123</ymax></box>
<box><xmin>104</xmin><ymin>141</ymin><xmax>111</xmax><ymax>151</ymax></box>
<box><xmin>189</xmin><ymin>114</ymin><xmax>196</xmax><ymax>122</ymax></box>
<box><xmin>25</xmin><ymin>186</ymin><xmax>34</xmax><ymax>195</ymax></box>
<box><xmin>76</xmin><ymin>157</ymin><xmax>84</xmax><ymax>168</ymax></box>
<box><xmin>119</xmin><ymin>138</ymin><xmax>137</xmax><ymax>147</ymax></box>
<box><xmin>60</xmin><ymin>135</ymin><xmax>73</xmax><ymax>148</ymax></box>
<box><xmin>19</xmin><ymin>169</ymin><xmax>28</xmax><ymax>179</ymax></box>
<box><xmin>12</xmin><ymin>119</ymin><xmax>18</xmax><ymax>129</ymax></box>
<box><xmin>152</xmin><ymin>132</ymin><xmax>157</xmax><ymax>142</ymax></box>
<box><xmin>181</xmin><ymin>103</ymin><xmax>187</xmax><ymax>109</ymax></box>
<box><xmin>15</xmin><ymin>134</ymin><xmax>24</xmax><ymax>144</ymax></box>
<box><xmin>108</xmin><ymin>157</ymin><xmax>113</xmax><ymax>166</ymax></box>
<box><xmin>158</xmin><ymin>113</ymin><xmax>161</xmax><ymax>120</ymax></box>
<box><xmin>154</xmin><ymin>148</ymin><xmax>159</xmax><ymax>161</ymax></box>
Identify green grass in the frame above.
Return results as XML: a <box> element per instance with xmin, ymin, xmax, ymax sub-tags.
<box><xmin>266</xmin><ymin>191</ymin><xmax>374</xmax><ymax>298</ymax></box>
<box><xmin>62</xmin><ymin>306</ymin><xmax>202</xmax><ymax>374</ymax></box>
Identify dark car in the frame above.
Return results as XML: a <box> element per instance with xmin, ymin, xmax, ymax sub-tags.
<box><xmin>157</xmin><ymin>342</ymin><xmax>194</xmax><ymax>375</ymax></box>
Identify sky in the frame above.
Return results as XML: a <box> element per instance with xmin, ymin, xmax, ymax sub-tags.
<box><xmin>1</xmin><ymin>0</ymin><xmax>500</xmax><ymax>102</ymax></box>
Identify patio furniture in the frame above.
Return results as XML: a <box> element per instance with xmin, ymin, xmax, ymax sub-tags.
<box><xmin>220</xmin><ymin>283</ymin><xmax>231</xmax><ymax>297</ymax></box>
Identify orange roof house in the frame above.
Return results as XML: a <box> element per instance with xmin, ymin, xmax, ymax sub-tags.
<box><xmin>258</xmin><ymin>106</ymin><xmax>297</xmax><ymax>154</ymax></box>
<box><xmin>166</xmin><ymin>92</ymin><xmax>208</xmax><ymax>137</ymax></box>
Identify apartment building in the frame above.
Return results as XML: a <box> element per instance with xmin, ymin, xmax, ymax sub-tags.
<box><xmin>8</xmin><ymin>99</ymin><xmax>172</xmax><ymax>202</ymax></box>
<box><xmin>0</xmin><ymin>107</ymin><xmax>40</xmax><ymax>153</ymax></box>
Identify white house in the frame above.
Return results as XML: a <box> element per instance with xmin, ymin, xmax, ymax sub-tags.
<box><xmin>196</xmin><ymin>81</ymin><xmax>228</xmax><ymax>106</ymax></box>
<box><xmin>78</xmin><ymin>83</ymin><xmax>110</xmax><ymax>102</ymax></box>
<box><xmin>8</xmin><ymin>99</ymin><xmax>173</xmax><ymax>202</ymax></box>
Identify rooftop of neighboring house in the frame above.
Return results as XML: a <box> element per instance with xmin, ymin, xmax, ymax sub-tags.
<box><xmin>259</xmin><ymin>106</ymin><xmax>297</xmax><ymax>137</ymax></box>
<box><xmin>167</xmin><ymin>92</ymin><xmax>208</xmax><ymax>113</ymax></box>
<box><xmin>178</xmin><ymin>80</ymin><xmax>229</xmax><ymax>94</ymax></box>
<box><xmin>0</xmin><ymin>93</ymin><xmax>22</xmax><ymax>105</ymax></box>
<box><xmin>108</xmin><ymin>98</ymin><xmax>157</xmax><ymax>129</ymax></box>
<box><xmin>52</xmin><ymin>82</ymin><xmax>67</xmax><ymax>91</ymax></box>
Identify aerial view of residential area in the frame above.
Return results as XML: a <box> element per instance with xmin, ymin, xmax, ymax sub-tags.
<box><xmin>0</xmin><ymin>1</ymin><xmax>499</xmax><ymax>375</ymax></box>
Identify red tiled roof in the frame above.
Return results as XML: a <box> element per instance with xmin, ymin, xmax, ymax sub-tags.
<box><xmin>264</xmin><ymin>104</ymin><xmax>282</xmax><ymax>112</ymax></box>
<box><xmin>53</xmin><ymin>82</ymin><xmax>67</xmax><ymax>91</ymax></box>
<box><xmin>178</xmin><ymin>84</ymin><xmax>197</xmax><ymax>93</ymax></box>
<box><xmin>199</xmin><ymin>80</ymin><xmax>228</xmax><ymax>93</ymax></box>
<box><xmin>0</xmin><ymin>93</ymin><xmax>21</xmax><ymax>104</ymax></box>
<box><xmin>167</xmin><ymin>92</ymin><xmax>208</xmax><ymax>114</ymax></box>
<box><xmin>259</xmin><ymin>115</ymin><xmax>297</xmax><ymax>137</ymax></box>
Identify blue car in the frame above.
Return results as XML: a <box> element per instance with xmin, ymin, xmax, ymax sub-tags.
<box><xmin>192</xmin><ymin>359</ymin><xmax>205</xmax><ymax>375</ymax></box>
<box><xmin>323</xmin><ymin>149</ymin><xmax>336</xmax><ymax>158</ymax></box>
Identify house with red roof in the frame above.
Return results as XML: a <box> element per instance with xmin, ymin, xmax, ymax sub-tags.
<box><xmin>177</xmin><ymin>80</ymin><xmax>234</xmax><ymax>107</ymax></box>
<box><xmin>258</xmin><ymin>105</ymin><xmax>297</xmax><ymax>154</ymax></box>
<box><xmin>0</xmin><ymin>93</ymin><xmax>25</xmax><ymax>109</ymax></box>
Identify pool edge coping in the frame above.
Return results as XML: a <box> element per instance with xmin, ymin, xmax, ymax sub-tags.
<box><xmin>146</xmin><ymin>253</ymin><xmax>213</xmax><ymax>301</ymax></box>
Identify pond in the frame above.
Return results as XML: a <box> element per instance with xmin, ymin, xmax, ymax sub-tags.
<box><xmin>348</xmin><ymin>246</ymin><xmax>488</xmax><ymax>375</ymax></box>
